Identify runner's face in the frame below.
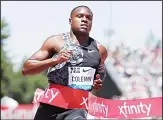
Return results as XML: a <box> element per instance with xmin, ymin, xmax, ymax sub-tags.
<box><xmin>69</xmin><ymin>7</ymin><xmax>93</xmax><ymax>34</ymax></box>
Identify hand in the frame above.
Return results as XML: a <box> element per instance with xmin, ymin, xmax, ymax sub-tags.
<box><xmin>55</xmin><ymin>50</ymin><xmax>72</xmax><ymax>64</ymax></box>
<box><xmin>92</xmin><ymin>74</ymin><xmax>103</xmax><ymax>91</ymax></box>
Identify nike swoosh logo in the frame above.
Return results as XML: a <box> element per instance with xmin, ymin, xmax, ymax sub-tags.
<box><xmin>88</xmin><ymin>49</ymin><xmax>96</xmax><ymax>53</ymax></box>
<box><xmin>83</xmin><ymin>69</ymin><xmax>92</xmax><ymax>72</ymax></box>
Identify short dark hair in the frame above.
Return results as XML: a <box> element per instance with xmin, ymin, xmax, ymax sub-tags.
<box><xmin>70</xmin><ymin>5</ymin><xmax>93</xmax><ymax>17</ymax></box>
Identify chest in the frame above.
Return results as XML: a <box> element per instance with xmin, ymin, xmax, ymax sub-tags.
<box><xmin>60</xmin><ymin>42</ymin><xmax>100</xmax><ymax>68</ymax></box>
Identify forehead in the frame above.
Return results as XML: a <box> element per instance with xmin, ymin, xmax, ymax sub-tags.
<box><xmin>72</xmin><ymin>7</ymin><xmax>93</xmax><ymax>16</ymax></box>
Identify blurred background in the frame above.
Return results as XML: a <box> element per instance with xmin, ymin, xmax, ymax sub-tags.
<box><xmin>1</xmin><ymin>1</ymin><xmax>162</xmax><ymax>119</ymax></box>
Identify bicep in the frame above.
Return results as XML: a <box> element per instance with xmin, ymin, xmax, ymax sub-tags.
<box><xmin>28</xmin><ymin>36</ymin><xmax>55</xmax><ymax>61</ymax></box>
<box><xmin>97</xmin><ymin>42</ymin><xmax>108</xmax><ymax>64</ymax></box>
<box><xmin>29</xmin><ymin>50</ymin><xmax>50</xmax><ymax>61</ymax></box>
<box><xmin>97</xmin><ymin>42</ymin><xmax>108</xmax><ymax>80</ymax></box>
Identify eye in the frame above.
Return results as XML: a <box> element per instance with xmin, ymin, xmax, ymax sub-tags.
<box><xmin>77</xmin><ymin>14</ymin><xmax>83</xmax><ymax>18</ymax></box>
<box><xmin>87</xmin><ymin>16</ymin><xmax>92</xmax><ymax>21</ymax></box>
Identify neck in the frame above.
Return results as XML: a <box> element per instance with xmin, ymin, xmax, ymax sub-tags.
<box><xmin>70</xmin><ymin>30</ymin><xmax>89</xmax><ymax>46</ymax></box>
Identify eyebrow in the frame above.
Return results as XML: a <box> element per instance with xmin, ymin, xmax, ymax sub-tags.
<box><xmin>77</xmin><ymin>13</ymin><xmax>92</xmax><ymax>16</ymax></box>
<box><xmin>76</xmin><ymin>10</ymin><xmax>93</xmax><ymax>17</ymax></box>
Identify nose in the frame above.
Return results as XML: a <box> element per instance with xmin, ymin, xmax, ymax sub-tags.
<box><xmin>81</xmin><ymin>16</ymin><xmax>88</xmax><ymax>23</ymax></box>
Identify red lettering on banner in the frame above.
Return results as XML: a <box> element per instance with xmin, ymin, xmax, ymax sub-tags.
<box><xmin>32</xmin><ymin>85</ymin><xmax>162</xmax><ymax>119</ymax></box>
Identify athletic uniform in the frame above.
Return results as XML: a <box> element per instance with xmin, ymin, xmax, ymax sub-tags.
<box><xmin>34</xmin><ymin>32</ymin><xmax>102</xmax><ymax>120</ymax></box>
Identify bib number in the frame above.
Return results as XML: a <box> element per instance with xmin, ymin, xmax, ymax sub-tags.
<box><xmin>68</xmin><ymin>67</ymin><xmax>95</xmax><ymax>90</ymax></box>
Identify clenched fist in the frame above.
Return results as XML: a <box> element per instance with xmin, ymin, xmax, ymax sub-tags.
<box><xmin>92</xmin><ymin>74</ymin><xmax>103</xmax><ymax>91</ymax></box>
<box><xmin>55</xmin><ymin>50</ymin><xmax>72</xmax><ymax>64</ymax></box>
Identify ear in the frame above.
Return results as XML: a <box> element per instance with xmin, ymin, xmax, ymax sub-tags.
<box><xmin>69</xmin><ymin>18</ymin><xmax>72</xmax><ymax>25</ymax></box>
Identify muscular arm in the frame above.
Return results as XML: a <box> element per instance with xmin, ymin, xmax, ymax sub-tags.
<box><xmin>97</xmin><ymin>41</ymin><xmax>108</xmax><ymax>81</ymax></box>
<box><xmin>91</xmin><ymin>41</ymin><xmax>108</xmax><ymax>93</ymax></box>
<box><xmin>22</xmin><ymin>36</ymin><xmax>59</xmax><ymax>76</ymax></box>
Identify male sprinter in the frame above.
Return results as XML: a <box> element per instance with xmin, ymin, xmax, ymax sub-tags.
<box><xmin>22</xmin><ymin>5</ymin><xmax>108</xmax><ymax>120</ymax></box>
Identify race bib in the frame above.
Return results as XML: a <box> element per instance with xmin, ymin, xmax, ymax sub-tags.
<box><xmin>68</xmin><ymin>67</ymin><xmax>96</xmax><ymax>90</ymax></box>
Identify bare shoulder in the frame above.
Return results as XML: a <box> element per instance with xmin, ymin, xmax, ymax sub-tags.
<box><xmin>27</xmin><ymin>33</ymin><xmax>65</xmax><ymax>60</ymax></box>
<box><xmin>45</xmin><ymin>33</ymin><xmax>63</xmax><ymax>45</ymax></box>
<box><xmin>95</xmin><ymin>40</ymin><xmax>108</xmax><ymax>60</ymax></box>
<box><xmin>43</xmin><ymin>33</ymin><xmax>64</xmax><ymax>52</ymax></box>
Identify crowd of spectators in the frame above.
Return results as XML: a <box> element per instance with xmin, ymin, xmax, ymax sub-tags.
<box><xmin>109</xmin><ymin>41</ymin><xmax>162</xmax><ymax>100</ymax></box>
<box><xmin>100</xmin><ymin>41</ymin><xmax>162</xmax><ymax>119</ymax></box>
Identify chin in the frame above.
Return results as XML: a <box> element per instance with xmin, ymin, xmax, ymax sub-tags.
<box><xmin>78</xmin><ymin>29</ymin><xmax>90</xmax><ymax>35</ymax></box>
<box><xmin>72</xmin><ymin>29</ymin><xmax>90</xmax><ymax>35</ymax></box>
